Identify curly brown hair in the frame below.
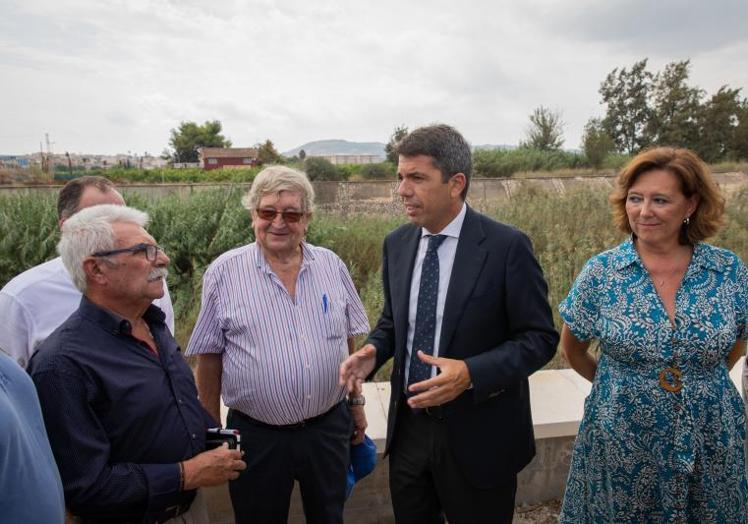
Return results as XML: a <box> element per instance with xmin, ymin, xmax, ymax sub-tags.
<box><xmin>609</xmin><ymin>147</ymin><xmax>725</xmax><ymax>244</ymax></box>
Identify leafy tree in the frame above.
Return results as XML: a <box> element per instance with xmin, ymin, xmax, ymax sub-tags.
<box><xmin>304</xmin><ymin>157</ymin><xmax>345</xmax><ymax>181</ymax></box>
<box><xmin>299</xmin><ymin>149</ymin><xmax>307</xmax><ymax>161</ymax></box>
<box><xmin>256</xmin><ymin>139</ymin><xmax>283</xmax><ymax>165</ymax></box>
<box><xmin>385</xmin><ymin>125</ymin><xmax>409</xmax><ymax>164</ymax></box>
<box><xmin>733</xmin><ymin>102</ymin><xmax>748</xmax><ymax>161</ymax></box>
<box><xmin>523</xmin><ymin>106</ymin><xmax>564</xmax><ymax>151</ymax></box>
<box><xmin>582</xmin><ymin>118</ymin><xmax>615</xmax><ymax>169</ymax></box>
<box><xmin>168</xmin><ymin>120</ymin><xmax>231</xmax><ymax>163</ymax></box>
<box><xmin>647</xmin><ymin>60</ymin><xmax>703</xmax><ymax>148</ymax></box>
<box><xmin>600</xmin><ymin>59</ymin><xmax>653</xmax><ymax>154</ymax></box>
<box><xmin>696</xmin><ymin>86</ymin><xmax>743</xmax><ymax>162</ymax></box>
<box><xmin>359</xmin><ymin>163</ymin><xmax>396</xmax><ymax>180</ymax></box>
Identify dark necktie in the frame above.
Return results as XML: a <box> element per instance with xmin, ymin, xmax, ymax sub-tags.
<box><xmin>407</xmin><ymin>234</ymin><xmax>447</xmax><ymax>392</ymax></box>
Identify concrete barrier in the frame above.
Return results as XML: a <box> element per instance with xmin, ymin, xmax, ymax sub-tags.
<box><xmin>204</xmin><ymin>357</ymin><xmax>746</xmax><ymax>522</ymax></box>
<box><xmin>2</xmin><ymin>172</ymin><xmax>745</xmax><ymax>215</ymax></box>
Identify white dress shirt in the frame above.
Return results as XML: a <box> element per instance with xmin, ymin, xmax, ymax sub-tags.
<box><xmin>404</xmin><ymin>203</ymin><xmax>467</xmax><ymax>385</ymax></box>
<box><xmin>0</xmin><ymin>257</ymin><xmax>175</xmax><ymax>368</ymax></box>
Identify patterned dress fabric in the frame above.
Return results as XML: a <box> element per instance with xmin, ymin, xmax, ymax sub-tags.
<box><xmin>559</xmin><ymin>239</ymin><xmax>748</xmax><ymax>523</ymax></box>
<box><xmin>407</xmin><ymin>234</ymin><xmax>447</xmax><ymax>389</ymax></box>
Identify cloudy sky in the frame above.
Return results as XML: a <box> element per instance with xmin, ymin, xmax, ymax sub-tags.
<box><xmin>2</xmin><ymin>0</ymin><xmax>748</xmax><ymax>155</ymax></box>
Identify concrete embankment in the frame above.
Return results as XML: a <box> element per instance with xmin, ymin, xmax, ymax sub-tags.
<box><xmin>2</xmin><ymin>172</ymin><xmax>745</xmax><ymax>216</ymax></box>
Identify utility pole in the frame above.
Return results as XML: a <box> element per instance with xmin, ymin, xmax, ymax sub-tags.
<box><xmin>45</xmin><ymin>133</ymin><xmax>55</xmax><ymax>181</ymax></box>
<box><xmin>40</xmin><ymin>142</ymin><xmax>48</xmax><ymax>177</ymax></box>
<box><xmin>65</xmin><ymin>152</ymin><xmax>73</xmax><ymax>179</ymax></box>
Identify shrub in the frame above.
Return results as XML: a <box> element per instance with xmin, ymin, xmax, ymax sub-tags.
<box><xmin>359</xmin><ymin>163</ymin><xmax>396</xmax><ymax>180</ymax></box>
<box><xmin>473</xmin><ymin>148</ymin><xmax>587</xmax><ymax>178</ymax></box>
<box><xmin>304</xmin><ymin>157</ymin><xmax>346</xmax><ymax>181</ymax></box>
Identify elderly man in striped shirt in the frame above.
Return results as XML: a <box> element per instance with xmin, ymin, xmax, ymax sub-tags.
<box><xmin>187</xmin><ymin>166</ymin><xmax>370</xmax><ymax>523</ymax></box>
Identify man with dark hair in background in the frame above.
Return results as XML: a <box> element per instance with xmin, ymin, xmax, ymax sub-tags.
<box><xmin>0</xmin><ymin>176</ymin><xmax>175</xmax><ymax>368</ymax></box>
<box><xmin>340</xmin><ymin>124</ymin><xmax>558</xmax><ymax>523</ymax></box>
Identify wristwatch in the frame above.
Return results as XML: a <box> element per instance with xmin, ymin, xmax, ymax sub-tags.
<box><xmin>347</xmin><ymin>395</ymin><xmax>366</xmax><ymax>406</ymax></box>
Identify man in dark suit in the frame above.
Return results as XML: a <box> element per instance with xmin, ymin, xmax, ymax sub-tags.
<box><xmin>340</xmin><ymin>124</ymin><xmax>558</xmax><ymax>523</ymax></box>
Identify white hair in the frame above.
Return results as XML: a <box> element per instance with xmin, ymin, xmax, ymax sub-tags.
<box><xmin>58</xmin><ymin>204</ymin><xmax>149</xmax><ymax>293</ymax></box>
<box><xmin>241</xmin><ymin>165</ymin><xmax>315</xmax><ymax>214</ymax></box>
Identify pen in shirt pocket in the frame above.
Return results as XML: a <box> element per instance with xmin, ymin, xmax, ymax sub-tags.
<box><xmin>322</xmin><ymin>293</ymin><xmax>328</xmax><ymax>313</ymax></box>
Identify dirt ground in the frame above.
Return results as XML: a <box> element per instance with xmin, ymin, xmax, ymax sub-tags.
<box><xmin>513</xmin><ymin>499</ymin><xmax>562</xmax><ymax>523</ymax></box>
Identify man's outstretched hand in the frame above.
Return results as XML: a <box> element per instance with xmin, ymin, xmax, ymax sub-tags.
<box><xmin>406</xmin><ymin>351</ymin><xmax>471</xmax><ymax>408</ymax></box>
<box><xmin>339</xmin><ymin>344</ymin><xmax>377</xmax><ymax>393</ymax></box>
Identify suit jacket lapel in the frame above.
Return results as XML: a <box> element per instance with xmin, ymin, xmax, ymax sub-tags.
<box><xmin>439</xmin><ymin>207</ymin><xmax>488</xmax><ymax>357</ymax></box>
<box><xmin>392</xmin><ymin>226</ymin><xmax>421</xmax><ymax>361</ymax></box>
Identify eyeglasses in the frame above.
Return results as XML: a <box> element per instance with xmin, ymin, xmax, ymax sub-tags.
<box><xmin>255</xmin><ymin>208</ymin><xmax>305</xmax><ymax>223</ymax></box>
<box><xmin>92</xmin><ymin>243</ymin><xmax>164</xmax><ymax>262</ymax></box>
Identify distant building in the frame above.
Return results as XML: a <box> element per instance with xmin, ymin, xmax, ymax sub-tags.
<box><xmin>199</xmin><ymin>147</ymin><xmax>259</xmax><ymax>170</ymax></box>
<box><xmin>0</xmin><ymin>155</ymin><xmax>30</xmax><ymax>168</ymax></box>
<box><xmin>312</xmin><ymin>154</ymin><xmax>384</xmax><ymax>165</ymax></box>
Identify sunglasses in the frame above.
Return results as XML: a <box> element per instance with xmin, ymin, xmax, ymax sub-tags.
<box><xmin>92</xmin><ymin>242</ymin><xmax>164</xmax><ymax>262</ymax></box>
<box><xmin>255</xmin><ymin>208</ymin><xmax>305</xmax><ymax>223</ymax></box>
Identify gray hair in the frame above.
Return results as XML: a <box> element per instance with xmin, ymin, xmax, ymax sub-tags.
<box><xmin>58</xmin><ymin>204</ymin><xmax>149</xmax><ymax>292</ymax></box>
<box><xmin>241</xmin><ymin>165</ymin><xmax>315</xmax><ymax>214</ymax></box>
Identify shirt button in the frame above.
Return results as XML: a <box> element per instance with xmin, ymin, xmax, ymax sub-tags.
<box><xmin>191</xmin><ymin>433</ymin><xmax>197</xmax><ymax>439</ymax></box>
<box><xmin>178</xmin><ymin>399</ymin><xmax>184</xmax><ymax>404</ymax></box>
<box><xmin>306</xmin><ymin>395</ymin><xmax>311</xmax><ymax>399</ymax></box>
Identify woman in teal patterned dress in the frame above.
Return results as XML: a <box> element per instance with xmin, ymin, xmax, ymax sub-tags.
<box><xmin>559</xmin><ymin>147</ymin><xmax>748</xmax><ymax>522</ymax></box>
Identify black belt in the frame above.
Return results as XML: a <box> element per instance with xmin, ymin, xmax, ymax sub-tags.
<box><xmin>424</xmin><ymin>404</ymin><xmax>446</xmax><ymax>420</ymax></box>
<box><xmin>232</xmin><ymin>401</ymin><xmax>342</xmax><ymax>430</ymax></box>
<box><xmin>153</xmin><ymin>501</ymin><xmax>192</xmax><ymax>523</ymax></box>
<box><xmin>74</xmin><ymin>489</ymin><xmax>195</xmax><ymax>524</ymax></box>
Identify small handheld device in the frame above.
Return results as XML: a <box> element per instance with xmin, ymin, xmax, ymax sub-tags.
<box><xmin>206</xmin><ymin>428</ymin><xmax>241</xmax><ymax>451</ymax></box>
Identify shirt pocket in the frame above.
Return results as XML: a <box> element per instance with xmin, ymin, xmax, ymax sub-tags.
<box><xmin>321</xmin><ymin>295</ymin><xmax>347</xmax><ymax>341</ymax></box>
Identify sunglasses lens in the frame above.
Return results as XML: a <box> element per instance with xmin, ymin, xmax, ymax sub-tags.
<box><xmin>257</xmin><ymin>209</ymin><xmax>277</xmax><ymax>220</ymax></box>
<box><xmin>257</xmin><ymin>209</ymin><xmax>303</xmax><ymax>222</ymax></box>
<box><xmin>283</xmin><ymin>212</ymin><xmax>303</xmax><ymax>223</ymax></box>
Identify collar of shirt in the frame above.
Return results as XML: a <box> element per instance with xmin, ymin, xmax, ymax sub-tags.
<box><xmin>76</xmin><ymin>295</ymin><xmax>167</xmax><ymax>336</ymax></box>
<box><xmin>253</xmin><ymin>241</ymin><xmax>315</xmax><ymax>275</ymax></box>
<box><xmin>613</xmin><ymin>237</ymin><xmax>725</xmax><ymax>274</ymax></box>
<box><xmin>420</xmin><ymin>202</ymin><xmax>467</xmax><ymax>240</ymax></box>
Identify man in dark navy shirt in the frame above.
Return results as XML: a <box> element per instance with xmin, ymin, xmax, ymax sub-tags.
<box><xmin>29</xmin><ymin>204</ymin><xmax>246</xmax><ymax>523</ymax></box>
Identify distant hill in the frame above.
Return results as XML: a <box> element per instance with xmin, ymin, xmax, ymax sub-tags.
<box><xmin>284</xmin><ymin>139</ymin><xmax>386</xmax><ymax>158</ymax></box>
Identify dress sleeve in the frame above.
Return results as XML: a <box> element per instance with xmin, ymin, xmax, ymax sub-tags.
<box><xmin>735</xmin><ymin>257</ymin><xmax>748</xmax><ymax>341</ymax></box>
<box><xmin>559</xmin><ymin>257</ymin><xmax>602</xmax><ymax>342</ymax></box>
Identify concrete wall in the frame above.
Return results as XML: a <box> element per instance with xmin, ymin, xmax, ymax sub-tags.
<box><xmin>3</xmin><ymin>172</ymin><xmax>745</xmax><ymax>214</ymax></box>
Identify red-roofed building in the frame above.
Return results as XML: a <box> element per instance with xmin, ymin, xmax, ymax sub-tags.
<box><xmin>199</xmin><ymin>147</ymin><xmax>259</xmax><ymax>170</ymax></box>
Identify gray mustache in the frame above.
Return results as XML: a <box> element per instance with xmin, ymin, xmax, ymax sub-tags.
<box><xmin>148</xmin><ymin>267</ymin><xmax>168</xmax><ymax>281</ymax></box>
